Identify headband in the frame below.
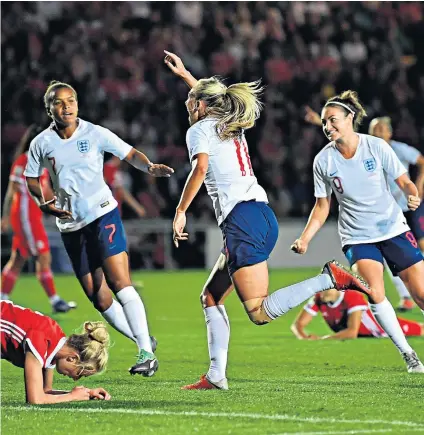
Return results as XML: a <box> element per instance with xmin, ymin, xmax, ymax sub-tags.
<box><xmin>324</xmin><ymin>101</ymin><xmax>355</xmax><ymax>115</ymax></box>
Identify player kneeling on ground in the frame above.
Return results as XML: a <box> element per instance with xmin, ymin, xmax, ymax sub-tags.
<box><xmin>1</xmin><ymin>301</ymin><xmax>111</xmax><ymax>404</ymax></box>
<box><xmin>291</xmin><ymin>289</ymin><xmax>424</xmax><ymax>340</ymax></box>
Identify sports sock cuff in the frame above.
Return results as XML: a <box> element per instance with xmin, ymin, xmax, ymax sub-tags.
<box><xmin>116</xmin><ymin>286</ymin><xmax>138</xmax><ymax>304</ymax></box>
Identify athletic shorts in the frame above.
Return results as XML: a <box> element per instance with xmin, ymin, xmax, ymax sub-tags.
<box><xmin>61</xmin><ymin>207</ymin><xmax>127</xmax><ymax>279</ymax></box>
<box><xmin>10</xmin><ymin>217</ymin><xmax>50</xmax><ymax>259</ymax></box>
<box><xmin>343</xmin><ymin>231</ymin><xmax>423</xmax><ymax>276</ymax></box>
<box><xmin>404</xmin><ymin>201</ymin><xmax>424</xmax><ymax>241</ymax></box>
<box><xmin>221</xmin><ymin>201</ymin><xmax>279</xmax><ymax>276</ymax></box>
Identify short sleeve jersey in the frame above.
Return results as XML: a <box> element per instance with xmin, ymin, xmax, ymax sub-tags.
<box><xmin>10</xmin><ymin>153</ymin><xmax>49</xmax><ymax>222</ymax></box>
<box><xmin>304</xmin><ymin>290</ymin><xmax>385</xmax><ymax>337</ymax></box>
<box><xmin>388</xmin><ymin>141</ymin><xmax>421</xmax><ymax>212</ymax></box>
<box><xmin>24</xmin><ymin>119</ymin><xmax>133</xmax><ymax>232</ymax></box>
<box><xmin>186</xmin><ymin>118</ymin><xmax>268</xmax><ymax>225</ymax></box>
<box><xmin>1</xmin><ymin>301</ymin><xmax>67</xmax><ymax>369</ymax></box>
<box><xmin>313</xmin><ymin>134</ymin><xmax>409</xmax><ymax>246</ymax></box>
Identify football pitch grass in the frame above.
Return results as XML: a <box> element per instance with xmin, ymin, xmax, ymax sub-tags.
<box><xmin>2</xmin><ymin>268</ymin><xmax>423</xmax><ymax>435</ymax></box>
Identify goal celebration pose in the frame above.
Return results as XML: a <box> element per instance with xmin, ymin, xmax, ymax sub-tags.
<box><xmin>1</xmin><ymin>300</ymin><xmax>111</xmax><ymax>404</ymax></box>
<box><xmin>292</xmin><ymin>91</ymin><xmax>424</xmax><ymax>373</ymax></box>
<box><xmin>165</xmin><ymin>51</ymin><xmax>371</xmax><ymax>390</ymax></box>
<box><xmin>24</xmin><ymin>81</ymin><xmax>173</xmax><ymax>376</ymax></box>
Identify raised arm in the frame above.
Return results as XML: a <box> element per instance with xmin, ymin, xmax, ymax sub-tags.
<box><xmin>164</xmin><ymin>51</ymin><xmax>198</xmax><ymax>89</ymax></box>
<box><xmin>304</xmin><ymin>106</ymin><xmax>322</xmax><ymax>127</ymax></box>
<box><xmin>291</xmin><ymin>196</ymin><xmax>331</xmax><ymax>254</ymax></box>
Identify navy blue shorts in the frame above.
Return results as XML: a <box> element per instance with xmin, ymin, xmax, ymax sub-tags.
<box><xmin>61</xmin><ymin>207</ymin><xmax>127</xmax><ymax>279</ymax></box>
<box><xmin>343</xmin><ymin>231</ymin><xmax>423</xmax><ymax>276</ymax></box>
<box><xmin>221</xmin><ymin>201</ymin><xmax>279</xmax><ymax>276</ymax></box>
<box><xmin>404</xmin><ymin>201</ymin><xmax>424</xmax><ymax>241</ymax></box>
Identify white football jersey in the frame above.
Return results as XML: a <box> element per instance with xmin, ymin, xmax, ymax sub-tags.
<box><xmin>388</xmin><ymin>140</ymin><xmax>421</xmax><ymax>212</ymax></box>
<box><xmin>24</xmin><ymin>119</ymin><xmax>133</xmax><ymax>232</ymax></box>
<box><xmin>313</xmin><ymin>134</ymin><xmax>409</xmax><ymax>246</ymax></box>
<box><xmin>186</xmin><ymin>118</ymin><xmax>268</xmax><ymax>225</ymax></box>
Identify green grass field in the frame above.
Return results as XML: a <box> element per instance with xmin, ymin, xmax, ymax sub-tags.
<box><xmin>2</xmin><ymin>268</ymin><xmax>424</xmax><ymax>435</ymax></box>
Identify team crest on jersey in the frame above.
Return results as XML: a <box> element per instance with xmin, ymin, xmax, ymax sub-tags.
<box><xmin>77</xmin><ymin>140</ymin><xmax>90</xmax><ymax>153</ymax></box>
<box><xmin>363</xmin><ymin>157</ymin><xmax>376</xmax><ymax>172</ymax></box>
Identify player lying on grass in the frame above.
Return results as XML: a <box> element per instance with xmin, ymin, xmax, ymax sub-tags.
<box><xmin>164</xmin><ymin>51</ymin><xmax>371</xmax><ymax>390</ymax></box>
<box><xmin>292</xmin><ymin>91</ymin><xmax>424</xmax><ymax>372</ymax></box>
<box><xmin>1</xmin><ymin>300</ymin><xmax>111</xmax><ymax>404</ymax></box>
<box><xmin>291</xmin><ymin>289</ymin><xmax>424</xmax><ymax>340</ymax></box>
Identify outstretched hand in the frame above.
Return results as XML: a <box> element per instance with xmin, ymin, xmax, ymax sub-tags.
<box><xmin>173</xmin><ymin>210</ymin><xmax>189</xmax><ymax>248</ymax></box>
<box><xmin>164</xmin><ymin>50</ymin><xmax>188</xmax><ymax>77</ymax></box>
<box><xmin>148</xmin><ymin>164</ymin><xmax>174</xmax><ymax>178</ymax></box>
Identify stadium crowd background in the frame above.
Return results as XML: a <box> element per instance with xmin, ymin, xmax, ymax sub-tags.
<box><xmin>1</xmin><ymin>1</ymin><xmax>424</xmax><ymax>268</ymax></box>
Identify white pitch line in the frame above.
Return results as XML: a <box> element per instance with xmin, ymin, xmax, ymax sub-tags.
<box><xmin>273</xmin><ymin>428</ymin><xmax>424</xmax><ymax>435</ymax></box>
<box><xmin>3</xmin><ymin>406</ymin><xmax>424</xmax><ymax>429</ymax></box>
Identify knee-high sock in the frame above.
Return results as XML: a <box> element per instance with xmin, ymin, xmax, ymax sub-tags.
<box><xmin>101</xmin><ymin>299</ymin><xmax>135</xmax><ymax>343</ymax></box>
<box><xmin>116</xmin><ymin>286</ymin><xmax>152</xmax><ymax>353</ymax></box>
<box><xmin>1</xmin><ymin>268</ymin><xmax>19</xmax><ymax>298</ymax></box>
<box><xmin>264</xmin><ymin>274</ymin><xmax>333</xmax><ymax>320</ymax></box>
<box><xmin>205</xmin><ymin>305</ymin><xmax>230</xmax><ymax>383</ymax></box>
<box><xmin>370</xmin><ymin>298</ymin><xmax>413</xmax><ymax>354</ymax></box>
<box><xmin>36</xmin><ymin>269</ymin><xmax>58</xmax><ymax>303</ymax></box>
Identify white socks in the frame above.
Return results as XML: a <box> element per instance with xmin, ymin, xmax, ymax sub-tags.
<box><xmin>116</xmin><ymin>286</ymin><xmax>153</xmax><ymax>353</ymax></box>
<box><xmin>390</xmin><ymin>275</ymin><xmax>411</xmax><ymax>299</ymax></box>
<box><xmin>264</xmin><ymin>274</ymin><xmax>333</xmax><ymax>320</ymax></box>
<box><xmin>369</xmin><ymin>298</ymin><xmax>413</xmax><ymax>354</ymax></box>
<box><xmin>101</xmin><ymin>299</ymin><xmax>135</xmax><ymax>343</ymax></box>
<box><xmin>205</xmin><ymin>306</ymin><xmax>230</xmax><ymax>383</ymax></box>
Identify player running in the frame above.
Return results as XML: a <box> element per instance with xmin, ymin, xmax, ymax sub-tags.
<box><xmin>291</xmin><ymin>289</ymin><xmax>424</xmax><ymax>340</ymax></box>
<box><xmin>1</xmin><ymin>125</ymin><xmax>74</xmax><ymax>313</ymax></box>
<box><xmin>165</xmin><ymin>51</ymin><xmax>371</xmax><ymax>390</ymax></box>
<box><xmin>304</xmin><ymin>108</ymin><xmax>424</xmax><ymax>312</ymax></box>
<box><xmin>292</xmin><ymin>91</ymin><xmax>424</xmax><ymax>373</ymax></box>
<box><xmin>24</xmin><ymin>81</ymin><xmax>174</xmax><ymax>376</ymax></box>
<box><xmin>369</xmin><ymin>117</ymin><xmax>424</xmax><ymax>311</ymax></box>
<box><xmin>1</xmin><ymin>300</ymin><xmax>111</xmax><ymax>404</ymax></box>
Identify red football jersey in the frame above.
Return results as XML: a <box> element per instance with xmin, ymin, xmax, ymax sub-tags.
<box><xmin>304</xmin><ymin>290</ymin><xmax>386</xmax><ymax>337</ymax></box>
<box><xmin>9</xmin><ymin>153</ymin><xmax>50</xmax><ymax>223</ymax></box>
<box><xmin>104</xmin><ymin>160</ymin><xmax>124</xmax><ymax>212</ymax></box>
<box><xmin>0</xmin><ymin>301</ymin><xmax>66</xmax><ymax>369</ymax></box>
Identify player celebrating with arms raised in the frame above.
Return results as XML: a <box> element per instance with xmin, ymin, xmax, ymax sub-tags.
<box><xmin>1</xmin><ymin>300</ymin><xmax>111</xmax><ymax>404</ymax></box>
<box><xmin>24</xmin><ymin>81</ymin><xmax>174</xmax><ymax>376</ymax></box>
<box><xmin>165</xmin><ymin>51</ymin><xmax>371</xmax><ymax>390</ymax></box>
<box><xmin>292</xmin><ymin>91</ymin><xmax>424</xmax><ymax>373</ymax></box>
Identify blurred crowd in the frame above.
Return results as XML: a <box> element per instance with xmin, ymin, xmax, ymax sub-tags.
<box><xmin>2</xmin><ymin>1</ymin><xmax>424</xmax><ymax>222</ymax></box>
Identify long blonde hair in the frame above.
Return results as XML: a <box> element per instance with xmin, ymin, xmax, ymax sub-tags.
<box><xmin>67</xmin><ymin>321</ymin><xmax>110</xmax><ymax>376</ymax></box>
<box><xmin>190</xmin><ymin>77</ymin><xmax>264</xmax><ymax>141</ymax></box>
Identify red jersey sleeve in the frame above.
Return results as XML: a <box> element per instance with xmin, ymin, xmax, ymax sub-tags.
<box><xmin>9</xmin><ymin>154</ymin><xmax>28</xmax><ymax>184</ymax></box>
<box><xmin>303</xmin><ymin>296</ymin><xmax>320</xmax><ymax>316</ymax></box>
<box><xmin>343</xmin><ymin>290</ymin><xmax>369</xmax><ymax>314</ymax></box>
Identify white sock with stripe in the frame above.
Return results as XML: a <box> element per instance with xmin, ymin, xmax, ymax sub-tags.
<box><xmin>116</xmin><ymin>286</ymin><xmax>152</xmax><ymax>353</ymax></box>
<box><xmin>369</xmin><ymin>298</ymin><xmax>413</xmax><ymax>354</ymax></box>
<box><xmin>205</xmin><ymin>305</ymin><xmax>230</xmax><ymax>383</ymax></box>
<box><xmin>101</xmin><ymin>299</ymin><xmax>135</xmax><ymax>343</ymax></box>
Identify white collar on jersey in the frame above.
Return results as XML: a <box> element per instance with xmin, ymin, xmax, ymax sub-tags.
<box><xmin>326</xmin><ymin>292</ymin><xmax>345</xmax><ymax>308</ymax></box>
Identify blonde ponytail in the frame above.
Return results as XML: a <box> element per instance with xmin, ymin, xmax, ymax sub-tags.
<box><xmin>190</xmin><ymin>77</ymin><xmax>264</xmax><ymax>141</ymax></box>
<box><xmin>67</xmin><ymin>321</ymin><xmax>110</xmax><ymax>376</ymax></box>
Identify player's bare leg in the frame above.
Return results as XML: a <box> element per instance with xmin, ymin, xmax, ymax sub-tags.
<box><xmin>103</xmin><ymin>252</ymin><xmax>157</xmax><ymax>376</ymax></box>
<box><xmin>183</xmin><ymin>253</ymin><xmax>233</xmax><ymax>390</ymax></box>
<box><xmin>1</xmin><ymin>250</ymin><xmax>25</xmax><ymax>300</ymax></box>
<box><xmin>353</xmin><ymin>259</ymin><xmax>424</xmax><ymax>373</ymax></box>
<box><xmin>398</xmin><ymin>261</ymin><xmax>424</xmax><ymax>311</ymax></box>
<box><xmin>36</xmin><ymin>251</ymin><xmax>75</xmax><ymax>313</ymax></box>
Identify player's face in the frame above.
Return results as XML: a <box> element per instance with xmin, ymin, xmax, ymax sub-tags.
<box><xmin>56</xmin><ymin>356</ymin><xmax>88</xmax><ymax>381</ymax></box>
<box><xmin>370</xmin><ymin>122</ymin><xmax>392</xmax><ymax>142</ymax></box>
<box><xmin>320</xmin><ymin>289</ymin><xmax>340</xmax><ymax>302</ymax></box>
<box><xmin>321</xmin><ymin>107</ymin><xmax>353</xmax><ymax>142</ymax></box>
<box><xmin>49</xmin><ymin>87</ymin><xmax>78</xmax><ymax>127</ymax></box>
